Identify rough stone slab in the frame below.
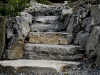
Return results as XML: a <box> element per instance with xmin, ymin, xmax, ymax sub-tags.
<box><xmin>35</xmin><ymin>16</ymin><xmax>58</xmax><ymax>23</ymax></box>
<box><xmin>74</xmin><ymin>31</ymin><xmax>89</xmax><ymax>47</ymax></box>
<box><xmin>28</xmin><ymin>32</ymin><xmax>72</xmax><ymax>45</ymax></box>
<box><xmin>30</xmin><ymin>23</ymin><xmax>66</xmax><ymax>32</ymax></box>
<box><xmin>0</xmin><ymin>60</ymin><xmax>80</xmax><ymax>74</ymax></box>
<box><xmin>24</xmin><ymin>44</ymin><xmax>83</xmax><ymax>60</ymax></box>
<box><xmin>90</xmin><ymin>5</ymin><xmax>100</xmax><ymax>24</ymax></box>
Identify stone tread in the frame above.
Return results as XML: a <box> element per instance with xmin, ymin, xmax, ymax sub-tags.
<box><xmin>0</xmin><ymin>60</ymin><xmax>80</xmax><ymax>72</ymax></box>
<box><xmin>35</xmin><ymin>16</ymin><xmax>59</xmax><ymax>23</ymax></box>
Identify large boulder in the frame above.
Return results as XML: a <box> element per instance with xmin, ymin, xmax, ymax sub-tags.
<box><xmin>85</xmin><ymin>26</ymin><xmax>100</xmax><ymax>57</ymax></box>
<box><xmin>3</xmin><ymin>16</ymin><xmax>30</xmax><ymax>59</ymax></box>
<box><xmin>0</xmin><ymin>17</ymin><xmax>6</xmax><ymax>59</ymax></box>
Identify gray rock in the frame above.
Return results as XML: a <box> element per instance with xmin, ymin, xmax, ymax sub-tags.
<box><xmin>16</xmin><ymin>17</ymin><xmax>30</xmax><ymax>37</ymax></box>
<box><xmin>86</xmin><ymin>26</ymin><xmax>100</xmax><ymax>56</ymax></box>
<box><xmin>3</xmin><ymin>16</ymin><xmax>30</xmax><ymax>59</ymax></box>
<box><xmin>95</xmin><ymin>50</ymin><xmax>100</xmax><ymax>66</ymax></box>
<box><xmin>66</xmin><ymin>7</ymin><xmax>89</xmax><ymax>33</ymax></box>
<box><xmin>63</xmin><ymin>14</ymin><xmax>71</xmax><ymax>27</ymax></box>
<box><xmin>62</xmin><ymin>8</ymin><xmax>73</xmax><ymax>15</ymax></box>
<box><xmin>74</xmin><ymin>31</ymin><xmax>89</xmax><ymax>47</ymax></box>
<box><xmin>81</xmin><ymin>17</ymin><xmax>93</xmax><ymax>32</ymax></box>
<box><xmin>20</xmin><ymin>12</ymin><xmax>33</xmax><ymax>24</ymax></box>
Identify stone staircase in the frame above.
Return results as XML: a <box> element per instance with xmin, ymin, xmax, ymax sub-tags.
<box><xmin>0</xmin><ymin>3</ymin><xmax>84</xmax><ymax>75</ymax></box>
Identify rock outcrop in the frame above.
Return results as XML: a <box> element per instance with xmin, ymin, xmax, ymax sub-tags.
<box><xmin>0</xmin><ymin>17</ymin><xmax>6</xmax><ymax>59</ymax></box>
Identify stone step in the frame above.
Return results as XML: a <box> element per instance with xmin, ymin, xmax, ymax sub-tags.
<box><xmin>23</xmin><ymin>44</ymin><xmax>83</xmax><ymax>61</ymax></box>
<box><xmin>30</xmin><ymin>23</ymin><xmax>66</xmax><ymax>32</ymax></box>
<box><xmin>35</xmin><ymin>16</ymin><xmax>59</xmax><ymax>23</ymax></box>
<box><xmin>28</xmin><ymin>32</ymin><xmax>72</xmax><ymax>45</ymax></box>
<box><xmin>0</xmin><ymin>60</ymin><xmax>80</xmax><ymax>74</ymax></box>
<box><xmin>30</xmin><ymin>7</ymin><xmax>61</xmax><ymax>16</ymax></box>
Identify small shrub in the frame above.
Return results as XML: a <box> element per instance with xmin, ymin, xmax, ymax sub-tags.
<box><xmin>36</xmin><ymin>0</ymin><xmax>52</xmax><ymax>5</ymax></box>
<box><xmin>67</xmin><ymin>0</ymin><xmax>78</xmax><ymax>2</ymax></box>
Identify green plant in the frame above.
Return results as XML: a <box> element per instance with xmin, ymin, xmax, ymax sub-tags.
<box><xmin>0</xmin><ymin>0</ymin><xmax>29</xmax><ymax>16</ymax></box>
<box><xmin>67</xmin><ymin>0</ymin><xmax>78</xmax><ymax>2</ymax></box>
<box><xmin>36</xmin><ymin>0</ymin><xmax>52</xmax><ymax>5</ymax></box>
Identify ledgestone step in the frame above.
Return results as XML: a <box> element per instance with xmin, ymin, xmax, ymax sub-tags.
<box><xmin>0</xmin><ymin>60</ymin><xmax>80</xmax><ymax>74</ymax></box>
<box><xmin>35</xmin><ymin>16</ymin><xmax>59</xmax><ymax>23</ymax></box>
<box><xmin>28</xmin><ymin>32</ymin><xmax>72</xmax><ymax>45</ymax></box>
<box><xmin>23</xmin><ymin>44</ymin><xmax>84</xmax><ymax>61</ymax></box>
<box><xmin>30</xmin><ymin>23</ymin><xmax>66</xmax><ymax>32</ymax></box>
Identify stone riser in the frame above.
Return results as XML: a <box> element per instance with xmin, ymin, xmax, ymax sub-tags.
<box><xmin>35</xmin><ymin>16</ymin><xmax>59</xmax><ymax>23</ymax></box>
<box><xmin>28</xmin><ymin>32</ymin><xmax>72</xmax><ymax>45</ymax></box>
<box><xmin>30</xmin><ymin>23</ymin><xmax>66</xmax><ymax>32</ymax></box>
<box><xmin>31</xmin><ymin>9</ymin><xmax>61</xmax><ymax>16</ymax></box>
<box><xmin>24</xmin><ymin>44</ymin><xmax>83</xmax><ymax>61</ymax></box>
<box><xmin>23</xmin><ymin>53</ymin><xmax>83</xmax><ymax>61</ymax></box>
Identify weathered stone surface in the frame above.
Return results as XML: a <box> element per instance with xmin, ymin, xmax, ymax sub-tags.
<box><xmin>62</xmin><ymin>8</ymin><xmax>73</xmax><ymax>15</ymax></box>
<box><xmin>86</xmin><ymin>26</ymin><xmax>100</xmax><ymax>56</ymax></box>
<box><xmin>20</xmin><ymin>12</ymin><xmax>32</xmax><ymax>24</ymax></box>
<box><xmin>81</xmin><ymin>17</ymin><xmax>93</xmax><ymax>32</ymax></box>
<box><xmin>95</xmin><ymin>50</ymin><xmax>100</xmax><ymax>66</ymax></box>
<box><xmin>35</xmin><ymin>16</ymin><xmax>58</xmax><ymax>23</ymax></box>
<box><xmin>24</xmin><ymin>44</ymin><xmax>83</xmax><ymax>60</ymax></box>
<box><xmin>74</xmin><ymin>31</ymin><xmax>89</xmax><ymax>47</ymax></box>
<box><xmin>0</xmin><ymin>17</ymin><xmax>6</xmax><ymax>59</ymax></box>
<box><xmin>31</xmin><ymin>23</ymin><xmax>66</xmax><ymax>32</ymax></box>
<box><xmin>90</xmin><ymin>4</ymin><xmax>100</xmax><ymax>24</ymax></box>
<box><xmin>16</xmin><ymin>17</ymin><xmax>30</xmax><ymax>37</ymax></box>
<box><xmin>28</xmin><ymin>32</ymin><xmax>72</xmax><ymax>45</ymax></box>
